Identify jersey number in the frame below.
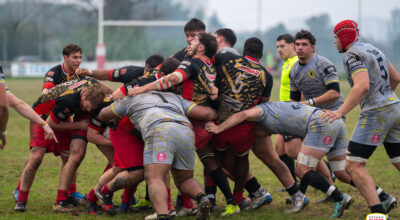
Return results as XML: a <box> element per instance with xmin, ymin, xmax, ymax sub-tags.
<box><xmin>232</xmin><ymin>73</ymin><xmax>248</xmax><ymax>94</ymax></box>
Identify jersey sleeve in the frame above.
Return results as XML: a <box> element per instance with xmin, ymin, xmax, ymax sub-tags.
<box><xmin>178</xmin><ymin>95</ymin><xmax>197</xmax><ymax>116</ymax></box>
<box><xmin>320</xmin><ymin>59</ymin><xmax>340</xmax><ymax>86</ymax></box>
<box><xmin>262</xmin><ymin>70</ymin><xmax>273</xmax><ymax>98</ymax></box>
<box><xmin>89</xmin><ymin>99</ymin><xmax>113</xmax><ymax>131</ymax></box>
<box><xmin>120</xmin><ymin>75</ymin><xmax>158</xmax><ymax>95</ymax></box>
<box><xmin>43</xmin><ymin>69</ymin><xmax>57</xmax><ymax>89</ymax></box>
<box><xmin>254</xmin><ymin>105</ymin><xmax>266</xmax><ymax>122</ymax></box>
<box><xmin>176</xmin><ymin>59</ymin><xmax>196</xmax><ymax>80</ymax></box>
<box><xmin>110</xmin><ymin>98</ymin><xmax>130</xmax><ymax>117</ymax></box>
<box><xmin>343</xmin><ymin>52</ymin><xmax>368</xmax><ymax>79</ymax></box>
<box><xmin>289</xmin><ymin>64</ymin><xmax>299</xmax><ymax>92</ymax></box>
<box><xmin>50</xmin><ymin>95</ymin><xmax>78</xmax><ymax>123</ymax></box>
<box><xmin>109</xmin><ymin>66</ymin><xmax>145</xmax><ymax>83</ymax></box>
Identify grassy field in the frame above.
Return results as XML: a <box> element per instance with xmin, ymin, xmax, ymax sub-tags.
<box><xmin>0</xmin><ymin>77</ymin><xmax>399</xmax><ymax>220</ymax></box>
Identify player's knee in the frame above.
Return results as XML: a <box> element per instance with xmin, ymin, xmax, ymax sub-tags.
<box><xmin>345</xmin><ymin>160</ymin><xmax>362</xmax><ymax>174</ymax></box>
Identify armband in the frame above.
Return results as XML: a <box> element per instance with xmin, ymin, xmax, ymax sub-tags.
<box><xmin>307</xmin><ymin>98</ymin><xmax>316</xmax><ymax>106</ymax></box>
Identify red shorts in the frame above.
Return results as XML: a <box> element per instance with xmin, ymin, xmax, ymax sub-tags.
<box><xmin>71</xmin><ymin>111</ymin><xmax>92</xmax><ymax>141</ymax></box>
<box><xmin>29</xmin><ymin>121</ymin><xmax>71</xmax><ymax>156</ymax></box>
<box><xmin>110</xmin><ymin>117</ymin><xmax>144</xmax><ymax>169</ymax></box>
<box><xmin>212</xmin><ymin>122</ymin><xmax>254</xmax><ymax>156</ymax></box>
<box><xmin>190</xmin><ymin>119</ymin><xmax>213</xmax><ymax>149</ymax></box>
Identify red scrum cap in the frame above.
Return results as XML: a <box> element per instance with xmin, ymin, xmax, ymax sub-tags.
<box><xmin>334</xmin><ymin>20</ymin><xmax>359</xmax><ymax>51</ymax></box>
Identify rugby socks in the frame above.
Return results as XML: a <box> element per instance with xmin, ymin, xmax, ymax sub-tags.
<box><xmin>68</xmin><ymin>183</ymin><xmax>77</xmax><ymax>195</ymax></box>
<box><xmin>245</xmin><ymin>176</ymin><xmax>265</xmax><ymax>198</ymax></box>
<box><xmin>86</xmin><ymin>188</ymin><xmax>97</xmax><ymax>203</ymax></box>
<box><xmin>233</xmin><ymin>191</ymin><xmax>244</xmax><ymax>205</ymax></box>
<box><xmin>167</xmin><ymin>188</ymin><xmax>174</xmax><ymax>210</ymax></box>
<box><xmin>279</xmin><ymin>154</ymin><xmax>297</xmax><ymax>182</ymax></box>
<box><xmin>300</xmin><ymin>170</ymin><xmax>343</xmax><ymax>202</ymax></box>
<box><xmin>286</xmin><ymin>183</ymin><xmax>299</xmax><ymax>196</ymax></box>
<box><xmin>182</xmin><ymin>193</ymin><xmax>196</xmax><ymax>209</ymax></box>
<box><xmin>121</xmin><ymin>187</ymin><xmax>136</xmax><ymax>204</ymax></box>
<box><xmin>210</xmin><ymin>168</ymin><xmax>235</xmax><ymax>205</ymax></box>
<box><xmin>101</xmin><ymin>184</ymin><xmax>112</xmax><ymax>195</ymax></box>
<box><xmin>205</xmin><ymin>175</ymin><xmax>217</xmax><ymax>201</ymax></box>
<box><xmin>56</xmin><ymin>189</ymin><xmax>68</xmax><ymax>203</ymax></box>
<box><xmin>17</xmin><ymin>190</ymin><xmax>29</xmax><ymax>203</ymax></box>
<box><xmin>16</xmin><ymin>180</ymin><xmax>21</xmax><ymax>191</ymax></box>
<box><xmin>370</xmin><ymin>204</ymin><xmax>387</xmax><ymax>214</ymax></box>
<box><xmin>145</xmin><ymin>185</ymin><xmax>150</xmax><ymax>201</ymax></box>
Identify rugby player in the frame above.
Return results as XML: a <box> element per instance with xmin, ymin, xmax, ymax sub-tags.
<box><xmin>172</xmin><ymin>18</ymin><xmax>206</xmax><ymax>61</ymax></box>
<box><xmin>0</xmin><ymin>65</ymin><xmax>9</xmax><ymax>150</ymax></box>
<box><xmin>14</xmin><ymin>79</ymin><xmax>107</xmax><ymax>212</ymax></box>
<box><xmin>100</xmin><ymin>91</ymin><xmax>217</xmax><ymax>220</ymax></box>
<box><xmin>322</xmin><ymin>20</ymin><xmax>400</xmax><ymax>217</ymax></box>
<box><xmin>205</xmin><ymin>101</ymin><xmax>353</xmax><ymax>218</ymax></box>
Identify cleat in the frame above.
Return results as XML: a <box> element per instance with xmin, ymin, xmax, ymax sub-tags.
<box><xmin>144</xmin><ymin>210</ymin><xmax>176</xmax><ymax>220</ymax></box>
<box><xmin>330</xmin><ymin>194</ymin><xmax>353</xmax><ymax>218</ymax></box>
<box><xmin>177</xmin><ymin>207</ymin><xmax>198</xmax><ymax>216</ymax></box>
<box><xmin>131</xmin><ymin>198</ymin><xmax>152</xmax><ymax>212</ymax></box>
<box><xmin>221</xmin><ymin>204</ymin><xmax>240</xmax><ymax>217</ymax></box>
<box><xmin>87</xmin><ymin>201</ymin><xmax>102</xmax><ymax>216</ymax></box>
<box><xmin>94</xmin><ymin>187</ymin><xmax>116</xmax><ymax>215</ymax></box>
<box><xmin>53</xmin><ymin>201</ymin><xmax>73</xmax><ymax>213</ymax></box>
<box><xmin>169</xmin><ymin>209</ymin><xmax>177</xmax><ymax>218</ymax></box>
<box><xmin>197</xmin><ymin>196</ymin><xmax>212</xmax><ymax>220</ymax></box>
<box><xmin>315</xmin><ymin>196</ymin><xmax>335</xmax><ymax>204</ymax></box>
<box><xmin>14</xmin><ymin>202</ymin><xmax>26</xmax><ymax>212</ymax></box>
<box><xmin>251</xmin><ymin>191</ymin><xmax>272</xmax><ymax>209</ymax></box>
<box><xmin>382</xmin><ymin>194</ymin><xmax>397</xmax><ymax>214</ymax></box>
<box><xmin>239</xmin><ymin>197</ymin><xmax>252</xmax><ymax>210</ymax></box>
<box><xmin>285</xmin><ymin>195</ymin><xmax>309</xmax><ymax>214</ymax></box>
<box><xmin>130</xmin><ymin>196</ymin><xmax>137</xmax><ymax>205</ymax></box>
<box><xmin>286</xmin><ymin>197</ymin><xmax>292</xmax><ymax>205</ymax></box>
<box><xmin>116</xmin><ymin>203</ymin><xmax>129</xmax><ymax>213</ymax></box>
<box><xmin>13</xmin><ymin>189</ymin><xmax>19</xmax><ymax>203</ymax></box>
<box><xmin>208</xmin><ymin>197</ymin><xmax>218</xmax><ymax>211</ymax></box>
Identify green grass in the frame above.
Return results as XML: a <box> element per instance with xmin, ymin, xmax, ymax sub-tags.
<box><xmin>1</xmin><ymin>77</ymin><xmax>399</xmax><ymax>219</ymax></box>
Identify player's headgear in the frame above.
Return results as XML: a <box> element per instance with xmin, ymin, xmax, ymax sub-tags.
<box><xmin>334</xmin><ymin>20</ymin><xmax>359</xmax><ymax>52</ymax></box>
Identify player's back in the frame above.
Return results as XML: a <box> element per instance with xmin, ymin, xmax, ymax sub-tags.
<box><xmin>344</xmin><ymin>41</ymin><xmax>399</xmax><ymax>111</ymax></box>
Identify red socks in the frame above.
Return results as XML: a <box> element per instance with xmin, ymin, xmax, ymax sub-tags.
<box><xmin>121</xmin><ymin>188</ymin><xmax>136</xmax><ymax>204</ymax></box>
<box><xmin>17</xmin><ymin>190</ymin><xmax>29</xmax><ymax>203</ymax></box>
<box><xmin>68</xmin><ymin>183</ymin><xmax>77</xmax><ymax>195</ymax></box>
<box><xmin>233</xmin><ymin>191</ymin><xmax>244</xmax><ymax>205</ymax></box>
<box><xmin>182</xmin><ymin>193</ymin><xmax>196</xmax><ymax>209</ymax></box>
<box><xmin>56</xmin><ymin>189</ymin><xmax>68</xmax><ymax>203</ymax></box>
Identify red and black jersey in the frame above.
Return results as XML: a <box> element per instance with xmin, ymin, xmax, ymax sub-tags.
<box><xmin>175</xmin><ymin>57</ymin><xmax>216</xmax><ymax>106</ymax></box>
<box><xmin>43</xmin><ymin>63</ymin><xmax>79</xmax><ymax>90</ymax></box>
<box><xmin>108</xmin><ymin>66</ymin><xmax>145</xmax><ymax>83</ymax></box>
<box><xmin>33</xmin><ymin>78</ymin><xmax>98</xmax><ymax>123</ymax></box>
<box><xmin>172</xmin><ymin>47</ymin><xmax>189</xmax><ymax>62</ymax></box>
<box><xmin>214</xmin><ymin>51</ymin><xmax>273</xmax><ymax>121</ymax></box>
<box><xmin>117</xmin><ymin>66</ymin><xmax>162</xmax><ymax>96</ymax></box>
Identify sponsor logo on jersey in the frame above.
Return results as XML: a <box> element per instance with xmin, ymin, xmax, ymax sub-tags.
<box><xmin>205</xmin><ymin>73</ymin><xmax>216</xmax><ymax>81</ymax></box>
<box><xmin>92</xmin><ymin>118</ymin><xmax>102</xmax><ymax>127</ymax></box>
<box><xmin>57</xmin><ymin>112</ymin><xmax>66</xmax><ymax>120</ymax></box>
<box><xmin>114</xmin><ymin>69</ymin><xmax>119</xmax><ymax>78</ymax></box>
<box><xmin>47</xmin><ymin>71</ymin><xmax>54</xmax><ymax>76</ymax></box>
<box><xmin>323</xmin><ymin>136</ymin><xmax>332</xmax><ymax>145</ymax></box>
<box><xmin>366</xmin><ymin>213</ymin><xmax>386</xmax><ymax>220</ymax></box>
<box><xmin>371</xmin><ymin>134</ymin><xmax>380</xmax><ymax>144</ymax></box>
<box><xmin>121</xmin><ymin>68</ymin><xmax>127</xmax><ymax>75</ymax></box>
<box><xmin>234</xmin><ymin>63</ymin><xmax>260</xmax><ymax>77</ymax></box>
<box><xmin>157</xmin><ymin>152</ymin><xmax>166</xmax><ymax>162</ymax></box>
<box><xmin>68</xmin><ymin>80</ymin><xmax>86</xmax><ymax>89</ymax></box>
<box><xmin>307</xmin><ymin>70</ymin><xmax>315</xmax><ymax>78</ymax></box>
<box><xmin>45</xmin><ymin>77</ymin><xmax>54</xmax><ymax>82</ymax></box>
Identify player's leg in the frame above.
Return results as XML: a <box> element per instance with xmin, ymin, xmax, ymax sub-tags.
<box><xmin>145</xmin><ymin>163</ymin><xmax>170</xmax><ymax>216</ymax></box>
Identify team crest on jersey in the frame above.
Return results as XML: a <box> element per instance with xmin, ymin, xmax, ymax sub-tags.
<box><xmin>121</xmin><ymin>68</ymin><xmax>127</xmax><ymax>75</ymax></box>
<box><xmin>308</xmin><ymin>70</ymin><xmax>315</xmax><ymax>78</ymax></box>
<box><xmin>68</xmin><ymin>80</ymin><xmax>86</xmax><ymax>89</ymax></box>
<box><xmin>323</xmin><ymin>136</ymin><xmax>332</xmax><ymax>145</ymax></box>
<box><xmin>157</xmin><ymin>152</ymin><xmax>166</xmax><ymax>162</ymax></box>
<box><xmin>234</xmin><ymin>63</ymin><xmax>260</xmax><ymax>77</ymax></box>
<box><xmin>371</xmin><ymin>134</ymin><xmax>380</xmax><ymax>144</ymax></box>
<box><xmin>47</xmin><ymin>71</ymin><xmax>54</xmax><ymax>76</ymax></box>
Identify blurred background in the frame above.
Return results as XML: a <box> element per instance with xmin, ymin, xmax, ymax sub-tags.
<box><xmin>1</xmin><ymin>0</ymin><xmax>400</xmax><ymax>77</ymax></box>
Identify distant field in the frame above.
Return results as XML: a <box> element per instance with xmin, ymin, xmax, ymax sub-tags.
<box><xmin>0</xmin><ymin>77</ymin><xmax>399</xmax><ymax>219</ymax></box>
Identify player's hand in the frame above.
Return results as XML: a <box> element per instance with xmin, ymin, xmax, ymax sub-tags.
<box><xmin>75</xmin><ymin>68</ymin><xmax>90</xmax><ymax>76</ymax></box>
<box><xmin>128</xmin><ymin>86</ymin><xmax>145</xmax><ymax>97</ymax></box>
<box><xmin>210</xmin><ymin>86</ymin><xmax>218</xmax><ymax>100</ymax></box>
<box><xmin>321</xmin><ymin>109</ymin><xmax>342</xmax><ymax>123</ymax></box>
<box><xmin>205</xmin><ymin>122</ymin><xmax>221</xmax><ymax>134</ymax></box>
<box><xmin>76</xmin><ymin>120</ymin><xmax>89</xmax><ymax>130</ymax></box>
<box><xmin>0</xmin><ymin>133</ymin><xmax>6</xmax><ymax>150</ymax></box>
<box><xmin>43</xmin><ymin>124</ymin><xmax>58</xmax><ymax>143</ymax></box>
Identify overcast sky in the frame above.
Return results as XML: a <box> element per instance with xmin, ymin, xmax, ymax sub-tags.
<box><xmin>204</xmin><ymin>0</ymin><xmax>400</xmax><ymax>33</ymax></box>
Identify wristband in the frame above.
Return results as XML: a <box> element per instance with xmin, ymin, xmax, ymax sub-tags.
<box><xmin>40</xmin><ymin>121</ymin><xmax>47</xmax><ymax>127</ymax></box>
<box><xmin>307</xmin><ymin>98</ymin><xmax>315</xmax><ymax>106</ymax></box>
<box><xmin>1</xmin><ymin>130</ymin><xmax>6</xmax><ymax>136</ymax></box>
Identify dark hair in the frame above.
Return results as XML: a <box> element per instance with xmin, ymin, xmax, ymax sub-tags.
<box><xmin>184</xmin><ymin>18</ymin><xmax>206</xmax><ymax>33</ymax></box>
<box><xmin>198</xmin><ymin>33</ymin><xmax>218</xmax><ymax>59</ymax></box>
<box><xmin>215</xmin><ymin>28</ymin><xmax>237</xmax><ymax>47</ymax></box>
<box><xmin>160</xmin><ymin>58</ymin><xmax>180</xmax><ymax>75</ymax></box>
<box><xmin>243</xmin><ymin>37</ymin><xmax>263</xmax><ymax>59</ymax></box>
<box><xmin>62</xmin><ymin>43</ymin><xmax>82</xmax><ymax>56</ymax></box>
<box><xmin>276</xmin><ymin>34</ymin><xmax>295</xmax><ymax>44</ymax></box>
<box><xmin>295</xmin><ymin>30</ymin><xmax>316</xmax><ymax>45</ymax></box>
<box><xmin>145</xmin><ymin>54</ymin><xmax>164</xmax><ymax>69</ymax></box>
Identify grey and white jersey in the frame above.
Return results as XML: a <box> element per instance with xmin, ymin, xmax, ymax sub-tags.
<box><xmin>343</xmin><ymin>41</ymin><xmax>399</xmax><ymax>111</ymax></box>
<box><xmin>111</xmin><ymin>91</ymin><xmax>196</xmax><ymax>139</ymax></box>
<box><xmin>255</xmin><ymin>101</ymin><xmax>318</xmax><ymax>137</ymax></box>
<box><xmin>218</xmin><ymin>47</ymin><xmax>240</xmax><ymax>56</ymax></box>
<box><xmin>290</xmin><ymin>54</ymin><xmax>344</xmax><ymax>110</ymax></box>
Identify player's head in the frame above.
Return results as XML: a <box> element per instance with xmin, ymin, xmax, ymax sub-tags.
<box><xmin>276</xmin><ymin>34</ymin><xmax>295</xmax><ymax>60</ymax></box>
<box><xmin>243</xmin><ymin>37</ymin><xmax>263</xmax><ymax>60</ymax></box>
<box><xmin>188</xmin><ymin>33</ymin><xmax>217</xmax><ymax>59</ymax></box>
<box><xmin>294</xmin><ymin>30</ymin><xmax>316</xmax><ymax>61</ymax></box>
<box><xmin>215</xmin><ymin>28</ymin><xmax>237</xmax><ymax>48</ymax></box>
<box><xmin>159</xmin><ymin>58</ymin><xmax>181</xmax><ymax>77</ymax></box>
<box><xmin>184</xmin><ymin>18</ymin><xmax>206</xmax><ymax>45</ymax></box>
<box><xmin>63</xmin><ymin>43</ymin><xmax>82</xmax><ymax>72</ymax></box>
<box><xmin>334</xmin><ymin>20</ymin><xmax>359</xmax><ymax>53</ymax></box>
<box><xmin>80</xmin><ymin>83</ymin><xmax>107</xmax><ymax>112</ymax></box>
<box><xmin>145</xmin><ymin>54</ymin><xmax>164</xmax><ymax>73</ymax></box>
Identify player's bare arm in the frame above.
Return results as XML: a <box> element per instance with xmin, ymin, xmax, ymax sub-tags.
<box><xmin>388</xmin><ymin>63</ymin><xmax>400</xmax><ymax>90</ymax></box>
<box><xmin>187</xmin><ymin>105</ymin><xmax>217</xmax><ymax>121</ymax></box>
<box><xmin>99</xmin><ymin>105</ymin><xmax>121</xmax><ymax>121</ymax></box>
<box><xmin>76</xmin><ymin>68</ymin><xmax>111</xmax><ymax>81</ymax></box>
<box><xmin>87</xmin><ymin>127</ymin><xmax>112</xmax><ymax>147</ymax></box>
<box><xmin>46</xmin><ymin>116</ymin><xmax>88</xmax><ymax>131</ymax></box>
<box><xmin>205</xmin><ymin>107</ymin><xmax>262</xmax><ymax>134</ymax></box>
<box><xmin>112</xmin><ymin>88</ymin><xmax>126</xmax><ymax>101</ymax></box>
<box><xmin>128</xmin><ymin>71</ymin><xmax>183</xmax><ymax>96</ymax></box>
<box><xmin>321</xmin><ymin>71</ymin><xmax>369</xmax><ymax>123</ymax></box>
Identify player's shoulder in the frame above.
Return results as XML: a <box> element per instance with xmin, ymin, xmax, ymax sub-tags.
<box><xmin>47</xmin><ymin>64</ymin><xmax>63</xmax><ymax>74</ymax></box>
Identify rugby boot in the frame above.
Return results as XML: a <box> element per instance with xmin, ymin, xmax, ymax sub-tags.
<box><xmin>251</xmin><ymin>191</ymin><xmax>272</xmax><ymax>209</ymax></box>
<box><xmin>131</xmin><ymin>198</ymin><xmax>152</xmax><ymax>212</ymax></box>
<box><xmin>285</xmin><ymin>193</ymin><xmax>309</xmax><ymax>214</ymax></box>
<box><xmin>239</xmin><ymin>197</ymin><xmax>252</xmax><ymax>210</ymax></box>
<box><xmin>14</xmin><ymin>201</ymin><xmax>26</xmax><ymax>212</ymax></box>
<box><xmin>13</xmin><ymin>188</ymin><xmax>19</xmax><ymax>203</ymax></box>
<box><xmin>221</xmin><ymin>204</ymin><xmax>240</xmax><ymax>217</ymax></box>
<box><xmin>94</xmin><ymin>187</ymin><xmax>116</xmax><ymax>215</ymax></box>
<box><xmin>330</xmin><ymin>193</ymin><xmax>353</xmax><ymax>218</ymax></box>
<box><xmin>382</xmin><ymin>194</ymin><xmax>397</xmax><ymax>213</ymax></box>
<box><xmin>53</xmin><ymin>201</ymin><xmax>72</xmax><ymax>213</ymax></box>
<box><xmin>197</xmin><ymin>196</ymin><xmax>212</xmax><ymax>220</ymax></box>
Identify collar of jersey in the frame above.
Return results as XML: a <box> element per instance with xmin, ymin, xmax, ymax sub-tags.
<box><xmin>195</xmin><ymin>57</ymin><xmax>212</xmax><ymax>66</ymax></box>
<box><xmin>244</xmin><ymin>56</ymin><xmax>260</xmax><ymax>64</ymax></box>
<box><xmin>62</xmin><ymin>62</ymin><xmax>74</xmax><ymax>77</ymax></box>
